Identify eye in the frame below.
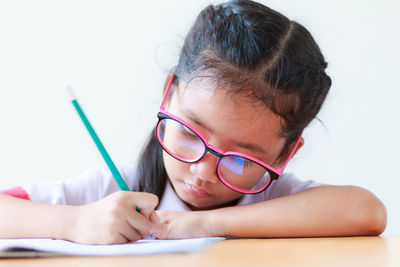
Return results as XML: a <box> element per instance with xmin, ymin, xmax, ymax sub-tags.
<box><xmin>240</xmin><ymin>158</ymin><xmax>255</xmax><ymax>169</ymax></box>
<box><xmin>179</xmin><ymin>123</ymin><xmax>198</xmax><ymax>138</ymax></box>
<box><xmin>243</xmin><ymin>159</ymin><xmax>254</xmax><ymax>168</ymax></box>
<box><xmin>232</xmin><ymin>156</ymin><xmax>254</xmax><ymax>168</ymax></box>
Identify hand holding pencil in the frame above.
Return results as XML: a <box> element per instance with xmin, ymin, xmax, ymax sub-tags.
<box><xmin>71</xmin><ymin>191</ymin><xmax>158</xmax><ymax>244</ymax></box>
<box><xmin>65</xmin><ymin>86</ymin><xmax>159</xmax><ymax>244</ymax></box>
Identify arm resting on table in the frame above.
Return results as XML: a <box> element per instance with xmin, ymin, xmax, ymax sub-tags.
<box><xmin>207</xmin><ymin>185</ymin><xmax>387</xmax><ymax>237</ymax></box>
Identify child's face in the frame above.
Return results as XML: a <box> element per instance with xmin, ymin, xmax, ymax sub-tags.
<box><xmin>162</xmin><ymin>76</ymin><xmax>289</xmax><ymax>211</ymax></box>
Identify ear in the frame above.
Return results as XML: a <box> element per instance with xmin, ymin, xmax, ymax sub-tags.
<box><xmin>162</xmin><ymin>72</ymin><xmax>175</xmax><ymax>98</ymax></box>
<box><xmin>272</xmin><ymin>137</ymin><xmax>304</xmax><ymax>169</ymax></box>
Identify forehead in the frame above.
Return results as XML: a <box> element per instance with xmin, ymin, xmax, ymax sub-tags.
<box><xmin>168</xmin><ymin>77</ymin><xmax>286</xmax><ymax>157</ymax></box>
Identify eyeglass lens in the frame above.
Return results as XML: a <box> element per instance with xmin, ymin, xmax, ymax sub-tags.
<box><xmin>157</xmin><ymin>118</ymin><xmax>271</xmax><ymax>192</ymax></box>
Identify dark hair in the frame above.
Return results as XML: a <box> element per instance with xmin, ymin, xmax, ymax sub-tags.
<box><xmin>134</xmin><ymin>0</ymin><xmax>331</xmax><ymax>199</ymax></box>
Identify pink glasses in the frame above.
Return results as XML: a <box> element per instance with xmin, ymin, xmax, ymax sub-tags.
<box><xmin>154</xmin><ymin>74</ymin><xmax>302</xmax><ymax>194</ymax></box>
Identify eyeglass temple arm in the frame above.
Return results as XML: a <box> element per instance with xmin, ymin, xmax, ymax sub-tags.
<box><xmin>160</xmin><ymin>73</ymin><xmax>176</xmax><ymax>111</ymax></box>
<box><xmin>276</xmin><ymin>132</ymin><xmax>303</xmax><ymax>173</ymax></box>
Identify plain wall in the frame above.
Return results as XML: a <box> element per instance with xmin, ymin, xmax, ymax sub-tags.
<box><xmin>0</xmin><ymin>0</ymin><xmax>399</xmax><ymax>235</ymax></box>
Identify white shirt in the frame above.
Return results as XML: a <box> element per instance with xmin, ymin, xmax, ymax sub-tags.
<box><xmin>11</xmin><ymin>165</ymin><xmax>321</xmax><ymax>210</ymax></box>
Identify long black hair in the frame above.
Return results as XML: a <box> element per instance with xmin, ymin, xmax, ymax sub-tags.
<box><xmin>134</xmin><ymin>0</ymin><xmax>331</xmax><ymax>199</ymax></box>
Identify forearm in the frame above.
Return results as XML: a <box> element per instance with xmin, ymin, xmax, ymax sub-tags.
<box><xmin>0</xmin><ymin>194</ymin><xmax>76</xmax><ymax>240</ymax></box>
<box><xmin>205</xmin><ymin>185</ymin><xmax>387</xmax><ymax>237</ymax></box>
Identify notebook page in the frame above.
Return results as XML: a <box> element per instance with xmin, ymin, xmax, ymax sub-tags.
<box><xmin>0</xmin><ymin>237</ymin><xmax>224</xmax><ymax>257</ymax></box>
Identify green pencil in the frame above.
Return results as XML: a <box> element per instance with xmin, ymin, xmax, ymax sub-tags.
<box><xmin>66</xmin><ymin>86</ymin><xmax>130</xmax><ymax>191</ymax></box>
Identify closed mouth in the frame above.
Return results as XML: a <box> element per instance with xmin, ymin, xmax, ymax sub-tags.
<box><xmin>184</xmin><ymin>182</ymin><xmax>212</xmax><ymax>198</ymax></box>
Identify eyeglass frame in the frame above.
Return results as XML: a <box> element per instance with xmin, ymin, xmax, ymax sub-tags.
<box><xmin>154</xmin><ymin>73</ymin><xmax>303</xmax><ymax>194</ymax></box>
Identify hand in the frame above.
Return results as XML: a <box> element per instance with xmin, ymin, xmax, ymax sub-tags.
<box><xmin>151</xmin><ymin>210</ymin><xmax>213</xmax><ymax>240</ymax></box>
<box><xmin>67</xmin><ymin>191</ymin><xmax>158</xmax><ymax>244</ymax></box>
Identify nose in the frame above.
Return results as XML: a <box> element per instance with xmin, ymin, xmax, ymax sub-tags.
<box><xmin>189</xmin><ymin>151</ymin><xmax>220</xmax><ymax>184</ymax></box>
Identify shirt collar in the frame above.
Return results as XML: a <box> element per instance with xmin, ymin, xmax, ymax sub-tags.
<box><xmin>157</xmin><ymin>181</ymin><xmax>191</xmax><ymax>211</ymax></box>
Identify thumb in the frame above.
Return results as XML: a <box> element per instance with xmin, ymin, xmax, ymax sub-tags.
<box><xmin>150</xmin><ymin>210</ymin><xmax>160</xmax><ymax>224</ymax></box>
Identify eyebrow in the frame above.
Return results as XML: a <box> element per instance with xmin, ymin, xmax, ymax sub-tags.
<box><xmin>181</xmin><ymin>108</ymin><xmax>267</xmax><ymax>154</ymax></box>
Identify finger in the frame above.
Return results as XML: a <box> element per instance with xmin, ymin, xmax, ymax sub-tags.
<box><xmin>111</xmin><ymin>234</ymin><xmax>129</xmax><ymax>244</ymax></box>
<box><xmin>126</xmin><ymin>192</ymin><xmax>159</xmax><ymax>208</ymax></box>
<box><xmin>125</xmin><ymin>210</ymin><xmax>154</xmax><ymax>237</ymax></box>
<box><xmin>111</xmin><ymin>214</ymin><xmax>143</xmax><ymax>243</ymax></box>
<box><xmin>126</xmin><ymin>192</ymin><xmax>159</xmax><ymax>218</ymax></box>
<box><xmin>101</xmin><ymin>229</ymin><xmax>128</xmax><ymax>245</ymax></box>
<box><xmin>150</xmin><ymin>210</ymin><xmax>169</xmax><ymax>239</ymax></box>
<box><xmin>118</xmin><ymin>222</ymin><xmax>143</xmax><ymax>242</ymax></box>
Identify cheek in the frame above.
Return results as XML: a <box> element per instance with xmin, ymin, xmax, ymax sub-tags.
<box><xmin>163</xmin><ymin>151</ymin><xmax>245</xmax><ymax>208</ymax></box>
<box><xmin>162</xmin><ymin>151</ymin><xmax>189</xmax><ymax>180</ymax></box>
<box><xmin>216</xmin><ymin>184</ymin><xmax>244</xmax><ymax>200</ymax></box>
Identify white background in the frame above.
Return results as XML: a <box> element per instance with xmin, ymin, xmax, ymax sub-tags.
<box><xmin>0</xmin><ymin>0</ymin><xmax>399</xmax><ymax>235</ymax></box>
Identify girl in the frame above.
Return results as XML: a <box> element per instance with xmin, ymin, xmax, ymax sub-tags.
<box><xmin>0</xmin><ymin>0</ymin><xmax>386</xmax><ymax>244</ymax></box>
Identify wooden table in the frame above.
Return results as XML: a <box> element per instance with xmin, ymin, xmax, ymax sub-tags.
<box><xmin>1</xmin><ymin>236</ymin><xmax>399</xmax><ymax>267</ymax></box>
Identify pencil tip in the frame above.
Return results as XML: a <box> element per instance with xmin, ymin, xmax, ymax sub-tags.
<box><xmin>65</xmin><ymin>85</ymin><xmax>76</xmax><ymax>100</ymax></box>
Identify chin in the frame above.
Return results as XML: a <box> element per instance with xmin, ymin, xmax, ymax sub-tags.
<box><xmin>182</xmin><ymin>194</ymin><xmax>215</xmax><ymax>208</ymax></box>
<box><xmin>185</xmin><ymin>200</ymin><xmax>219</xmax><ymax>211</ymax></box>
<box><xmin>182</xmin><ymin>193</ymin><xmax>239</xmax><ymax>211</ymax></box>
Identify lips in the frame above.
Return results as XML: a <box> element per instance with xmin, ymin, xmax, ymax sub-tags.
<box><xmin>184</xmin><ymin>182</ymin><xmax>212</xmax><ymax>198</ymax></box>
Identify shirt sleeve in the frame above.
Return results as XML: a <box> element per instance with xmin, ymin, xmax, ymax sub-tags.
<box><xmin>0</xmin><ymin>165</ymin><xmax>138</xmax><ymax>206</ymax></box>
<box><xmin>264</xmin><ymin>172</ymin><xmax>322</xmax><ymax>200</ymax></box>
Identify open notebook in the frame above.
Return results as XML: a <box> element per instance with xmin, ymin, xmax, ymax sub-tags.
<box><xmin>0</xmin><ymin>237</ymin><xmax>224</xmax><ymax>258</ymax></box>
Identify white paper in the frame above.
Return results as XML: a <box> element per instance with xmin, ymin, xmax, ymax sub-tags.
<box><xmin>0</xmin><ymin>237</ymin><xmax>224</xmax><ymax>257</ymax></box>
